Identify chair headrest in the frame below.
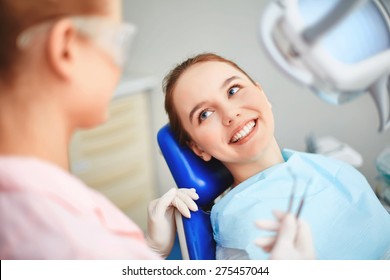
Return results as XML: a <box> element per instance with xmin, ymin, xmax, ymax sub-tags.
<box><xmin>157</xmin><ymin>124</ymin><xmax>233</xmax><ymax>208</ymax></box>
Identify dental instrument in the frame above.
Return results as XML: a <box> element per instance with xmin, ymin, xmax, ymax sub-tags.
<box><xmin>295</xmin><ymin>178</ymin><xmax>311</xmax><ymax>218</ymax></box>
<box><xmin>287</xmin><ymin>167</ymin><xmax>311</xmax><ymax>218</ymax></box>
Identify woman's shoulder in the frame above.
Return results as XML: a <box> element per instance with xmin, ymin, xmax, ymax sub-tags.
<box><xmin>285</xmin><ymin>149</ymin><xmax>371</xmax><ymax>193</ymax></box>
<box><xmin>284</xmin><ymin>149</ymin><xmax>354</xmax><ymax>176</ymax></box>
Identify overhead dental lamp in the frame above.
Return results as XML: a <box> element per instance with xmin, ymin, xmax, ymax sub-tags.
<box><xmin>259</xmin><ymin>0</ymin><xmax>390</xmax><ymax>132</ymax></box>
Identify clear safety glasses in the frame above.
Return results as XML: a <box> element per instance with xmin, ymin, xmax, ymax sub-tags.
<box><xmin>17</xmin><ymin>16</ymin><xmax>137</xmax><ymax>69</ymax></box>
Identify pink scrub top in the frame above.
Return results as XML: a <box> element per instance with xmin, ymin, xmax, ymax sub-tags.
<box><xmin>0</xmin><ymin>157</ymin><xmax>160</xmax><ymax>260</ymax></box>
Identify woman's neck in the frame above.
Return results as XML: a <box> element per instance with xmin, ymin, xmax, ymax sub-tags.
<box><xmin>225</xmin><ymin>137</ymin><xmax>284</xmax><ymax>187</ymax></box>
<box><xmin>0</xmin><ymin>89</ymin><xmax>71</xmax><ymax>170</ymax></box>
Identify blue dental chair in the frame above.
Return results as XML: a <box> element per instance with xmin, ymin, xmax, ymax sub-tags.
<box><xmin>157</xmin><ymin>124</ymin><xmax>233</xmax><ymax>260</ymax></box>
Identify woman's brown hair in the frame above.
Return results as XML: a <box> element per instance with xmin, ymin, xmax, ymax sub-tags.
<box><xmin>163</xmin><ymin>53</ymin><xmax>256</xmax><ymax>146</ymax></box>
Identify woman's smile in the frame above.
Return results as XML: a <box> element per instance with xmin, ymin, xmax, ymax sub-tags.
<box><xmin>229</xmin><ymin>118</ymin><xmax>258</xmax><ymax>145</ymax></box>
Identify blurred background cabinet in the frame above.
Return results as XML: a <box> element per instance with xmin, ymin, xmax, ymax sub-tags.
<box><xmin>69</xmin><ymin>76</ymin><xmax>157</xmax><ymax>231</ymax></box>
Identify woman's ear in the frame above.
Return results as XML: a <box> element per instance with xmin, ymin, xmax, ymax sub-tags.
<box><xmin>187</xmin><ymin>140</ymin><xmax>212</xmax><ymax>162</ymax></box>
<box><xmin>256</xmin><ymin>82</ymin><xmax>272</xmax><ymax>109</ymax></box>
<box><xmin>46</xmin><ymin>18</ymin><xmax>78</xmax><ymax>80</ymax></box>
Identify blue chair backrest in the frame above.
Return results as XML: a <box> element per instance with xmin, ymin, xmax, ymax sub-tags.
<box><xmin>157</xmin><ymin>124</ymin><xmax>233</xmax><ymax>259</ymax></box>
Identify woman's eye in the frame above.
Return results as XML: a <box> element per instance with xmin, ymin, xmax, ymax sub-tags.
<box><xmin>199</xmin><ymin>110</ymin><xmax>213</xmax><ymax>122</ymax></box>
<box><xmin>228</xmin><ymin>86</ymin><xmax>240</xmax><ymax>96</ymax></box>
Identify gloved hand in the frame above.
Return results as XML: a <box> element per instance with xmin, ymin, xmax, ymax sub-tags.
<box><xmin>255</xmin><ymin>210</ymin><xmax>316</xmax><ymax>260</ymax></box>
<box><xmin>145</xmin><ymin>187</ymin><xmax>199</xmax><ymax>258</ymax></box>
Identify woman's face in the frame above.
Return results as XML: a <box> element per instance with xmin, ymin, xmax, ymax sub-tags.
<box><xmin>68</xmin><ymin>0</ymin><xmax>124</xmax><ymax>128</ymax></box>
<box><xmin>173</xmin><ymin>61</ymin><xmax>276</xmax><ymax>166</ymax></box>
<box><xmin>8</xmin><ymin>0</ymin><xmax>126</xmax><ymax>131</ymax></box>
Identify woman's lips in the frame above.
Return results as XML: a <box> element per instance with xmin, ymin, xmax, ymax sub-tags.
<box><xmin>230</xmin><ymin>119</ymin><xmax>257</xmax><ymax>143</ymax></box>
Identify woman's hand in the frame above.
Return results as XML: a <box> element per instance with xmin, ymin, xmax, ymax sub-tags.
<box><xmin>146</xmin><ymin>187</ymin><xmax>198</xmax><ymax>258</ymax></box>
<box><xmin>255</xmin><ymin>210</ymin><xmax>316</xmax><ymax>260</ymax></box>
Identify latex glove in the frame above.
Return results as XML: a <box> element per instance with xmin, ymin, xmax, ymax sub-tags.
<box><xmin>255</xmin><ymin>210</ymin><xmax>316</xmax><ymax>260</ymax></box>
<box><xmin>146</xmin><ymin>187</ymin><xmax>199</xmax><ymax>258</ymax></box>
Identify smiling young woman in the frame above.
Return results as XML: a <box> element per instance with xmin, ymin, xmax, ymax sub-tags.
<box><xmin>164</xmin><ymin>53</ymin><xmax>282</xmax><ymax>185</ymax></box>
<box><xmin>162</xmin><ymin>52</ymin><xmax>390</xmax><ymax>260</ymax></box>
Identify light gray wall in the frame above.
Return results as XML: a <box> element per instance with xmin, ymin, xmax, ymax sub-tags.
<box><xmin>122</xmin><ymin>0</ymin><xmax>390</xmax><ymax>195</ymax></box>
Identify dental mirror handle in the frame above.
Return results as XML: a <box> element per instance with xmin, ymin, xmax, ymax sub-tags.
<box><xmin>369</xmin><ymin>74</ymin><xmax>390</xmax><ymax>132</ymax></box>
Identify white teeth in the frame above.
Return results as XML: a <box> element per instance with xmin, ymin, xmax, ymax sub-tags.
<box><xmin>230</xmin><ymin>120</ymin><xmax>256</xmax><ymax>143</ymax></box>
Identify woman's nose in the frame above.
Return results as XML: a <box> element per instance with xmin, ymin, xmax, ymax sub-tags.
<box><xmin>222</xmin><ymin>111</ymin><xmax>241</xmax><ymax>126</ymax></box>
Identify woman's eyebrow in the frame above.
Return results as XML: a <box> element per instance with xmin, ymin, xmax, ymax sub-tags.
<box><xmin>221</xmin><ymin>75</ymin><xmax>240</xmax><ymax>89</ymax></box>
<box><xmin>189</xmin><ymin>101</ymin><xmax>206</xmax><ymax>123</ymax></box>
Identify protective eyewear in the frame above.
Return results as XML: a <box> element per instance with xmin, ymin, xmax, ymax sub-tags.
<box><xmin>17</xmin><ymin>16</ymin><xmax>137</xmax><ymax>69</ymax></box>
